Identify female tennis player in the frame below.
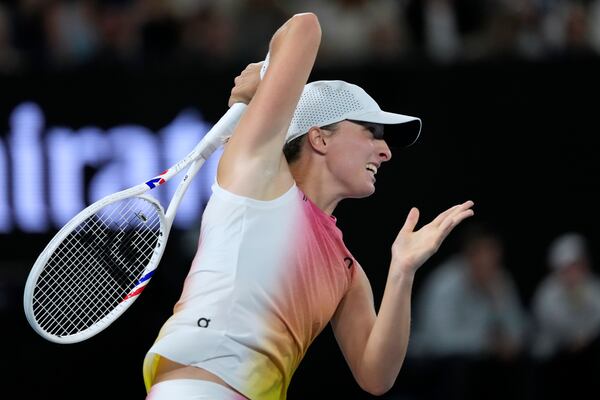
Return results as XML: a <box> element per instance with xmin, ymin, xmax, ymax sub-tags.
<box><xmin>143</xmin><ymin>12</ymin><xmax>474</xmax><ymax>400</ymax></box>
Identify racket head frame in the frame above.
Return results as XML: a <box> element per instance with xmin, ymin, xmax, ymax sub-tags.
<box><xmin>23</xmin><ymin>192</ymin><xmax>168</xmax><ymax>344</ymax></box>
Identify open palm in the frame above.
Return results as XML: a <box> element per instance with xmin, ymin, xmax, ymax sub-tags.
<box><xmin>391</xmin><ymin>201</ymin><xmax>475</xmax><ymax>274</ymax></box>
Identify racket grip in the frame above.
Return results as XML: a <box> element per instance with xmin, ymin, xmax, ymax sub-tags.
<box><xmin>198</xmin><ymin>102</ymin><xmax>246</xmax><ymax>159</ymax></box>
<box><xmin>198</xmin><ymin>52</ymin><xmax>270</xmax><ymax>159</ymax></box>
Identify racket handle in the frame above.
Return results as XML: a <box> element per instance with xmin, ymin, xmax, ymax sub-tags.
<box><xmin>198</xmin><ymin>102</ymin><xmax>247</xmax><ymax>159</ymax></box>
<box><xmin>199</xmin><ymin>51</ymin><xmax>270</xmax><ymax>159</ymax></box>
<box><xmin>197</xmin><ymin>51</ymin><xmax>270</xmax><ymax>159</ymax></box>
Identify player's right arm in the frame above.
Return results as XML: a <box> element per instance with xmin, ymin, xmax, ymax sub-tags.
<box><xmin>217</xmin><ymin>13</ymin><xmax>321</xmax><ymax>200</ymax></box>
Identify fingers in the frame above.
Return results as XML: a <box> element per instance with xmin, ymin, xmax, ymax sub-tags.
<box><xmin>240</xmin><ymin>62</ymin><xmax>262</xmax><ymax>79</ymax></box>
<box><xmin>431</xmin><ymin>200</ymin><xmax>474</xmax><ymax>227</ymax></box>
<box><xmin>400</xmin><ymin>207</ymin><xmax>420</xmax><ymax>234</ymax></box>
<box><xmin>439</xmin><ymin>207</ymin><xmax>474</xmax><ymax>234</ymax></box>
<box><xmin>228</xmin><ymin>62</ymin><xmax>263</xmax><ymax>107</ymax></box>
<box><xmin>401</xmin><ymin>201</ymin><xmax>473</xmax><ymax>235</ymax></box>
<box><xmin>436</xmin><ymin>206</ymin><xmax>475</xmax><ymax>246</ymax></box>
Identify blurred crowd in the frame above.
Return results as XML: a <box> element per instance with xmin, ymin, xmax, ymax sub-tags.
<box><xmin>402</xmin><ymin>223</ymin><xmax>600</xmax><ymax>400</ymax></box>
<box><xmin>1</xmin><ymin>0</ymin><xmax>600</xmax><ymax>73</ymax></box>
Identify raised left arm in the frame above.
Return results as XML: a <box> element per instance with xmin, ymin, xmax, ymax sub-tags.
<box><xmin>331</xmin><ymin>201</ymin><xmax>474</xmax><ymax>395</ymax></box>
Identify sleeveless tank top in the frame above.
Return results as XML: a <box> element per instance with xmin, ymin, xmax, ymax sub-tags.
<box><xmin>144</xmin><ymin>182</ymin><xmax>357</xmax><ymax>399</ymax></box>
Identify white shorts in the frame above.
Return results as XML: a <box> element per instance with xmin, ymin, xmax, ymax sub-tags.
<box><xmin>146</xmin><ymin>379</ymin><xmax>248</xmax><ymax>400</ymax></box>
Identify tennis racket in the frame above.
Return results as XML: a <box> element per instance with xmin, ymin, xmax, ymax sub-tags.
<box><xmin>23</xmin><ymin>101</ymin><xmax>247</xmax><ymax>344</ymax></box>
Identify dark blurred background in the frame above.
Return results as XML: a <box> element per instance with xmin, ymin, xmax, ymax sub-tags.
<box><xmin>2</xmin><ymin>0</ymin><xmax>600</xmax><ymax>399</ymax></box>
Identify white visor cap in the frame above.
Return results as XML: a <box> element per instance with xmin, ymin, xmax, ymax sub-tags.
<box><xmin>286</xmin><ymin>80</ymin><xmax>422</xmax><ymax>147</ymax></box>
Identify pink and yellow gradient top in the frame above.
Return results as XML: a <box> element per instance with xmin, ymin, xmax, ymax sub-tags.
<box><xmin>144</xmin><ymin>183</ymin><xmax>357</xmax><ymax>400</ymax></box>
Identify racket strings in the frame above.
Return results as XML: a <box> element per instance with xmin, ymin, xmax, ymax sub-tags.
<box><xmin>32</xmin><ymin>197</ymin><xmax>163</xmax><ymax>337</ymax></box>
<box><xmin>40</xmin><ymin>211</ymin><xmax>158</xmax><ymax>332</ymax></box>
<box><xmin>35</xmin><ymin>204</ymin><xmax>160</xmax><ymax>335</ymax></box>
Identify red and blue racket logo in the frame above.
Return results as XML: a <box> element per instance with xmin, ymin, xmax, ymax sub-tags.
<box><xmin>122</xmin><ymin>270</ymin><xmax>155</xmax><ymax>301</ymax></box>
<box><xmin>145</xmin><ymin>170</ymin><xmax>168</xmax><ymax>189</ymax></box>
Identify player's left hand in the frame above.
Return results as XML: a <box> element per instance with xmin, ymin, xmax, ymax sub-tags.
<box><xmin>390</xmin><ymin>201</ymin><xmax>475</xmax><ymax>275</ymax></box>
